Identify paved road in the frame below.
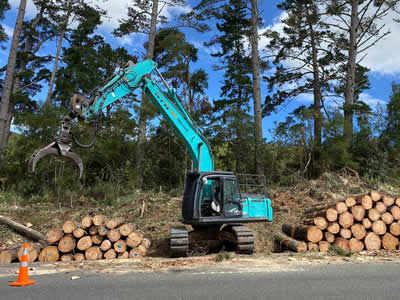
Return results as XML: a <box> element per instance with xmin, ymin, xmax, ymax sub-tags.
<box><xmin>1</xmin><ymin>263</ymin><xmax>400</xmax><ymax>300</ymax></box>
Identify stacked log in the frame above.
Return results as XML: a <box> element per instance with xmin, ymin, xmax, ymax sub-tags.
<box><xmin>0</xmin><ymin>215</ymin><xmax>150</xmax><ymax>263</ymax></box>
<box><xmin>277</xmin><ymin>191</ymin><xmax>400</xmax><ymax>253</ymax></box>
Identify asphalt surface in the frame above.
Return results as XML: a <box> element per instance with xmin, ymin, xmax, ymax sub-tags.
<box><xmin>1</xmin><ymin>263</ymin><xmax>400</xmax><ymax>300</ymax></box>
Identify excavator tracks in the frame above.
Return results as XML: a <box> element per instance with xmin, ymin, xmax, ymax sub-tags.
<box><xmin>169</xmin><ymin>226</ymin><xmax>189</xmax><ymax>257</ymax></box>
<box><xmin>220</xmin><ymin>225</ymin><xmax>255</xmax><ymax>254</ymax></box>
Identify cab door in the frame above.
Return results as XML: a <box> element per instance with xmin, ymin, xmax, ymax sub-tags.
<box><xmin>222</xmin><ymin>178</ymin><xmax>243</xmax><ymax>217</ymax></box>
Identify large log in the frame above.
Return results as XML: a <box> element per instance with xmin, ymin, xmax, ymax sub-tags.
<box><xmin>345</xmin><ymin>197</ymin><xmax>356</xmax><ymax>208</ymax></box>
<box><xmin>308</xmin><ymin>242</ymin><xmax>319</xmax><ymax>251</ymax></box>
<box><xmin>390</xmin><ymin>222</ymin><xmax>400</xmax><ymax>236</ymax></box>
<box><xmin>281</xmin><ymin>224</ymin><xmax>323</xmax><ymax>243</ymax></box>
<box><xmin>62</xmin><ymin>221</ymin><xmax>76</xmax><ymax>234</ymax></box>
<box><xmin>106</xmin><ymin>217</ymin><xmax>125</xmax><ymax>230</ymax></box>
<box><xmin>326</xmin><ymin>208</ymin><xmax>338</xmax><ymax>222</ymax></box>
<box><xmin>118</xmin><ymin>251</ymin><xmax>129</xmax><ymax>259</ymax></box>
<box><xmin>324</xmin><ymin>232</ymin><xmax>335</xmax><ymax>243</ymax></box>
<box><xmin>38</xmin><ymin>246</ymin><xmax>60</xmax><ymax>262</ymax></box>
<box><xmin>339</xmin><ymin>228</ymin><xmax>352</xmax><ymax>239</ymax></box>
<box><xmin>77</xmin><ymin>236</ymin><xmax>93</xmax><ymax>251</ymax></box>
<box><xmin>274</xmin><ymin>233</ymin><xmax>307</xmax><ymax>252</ymax></box>
<box><xmin>114</xmin><ymin>240</ymin><xmax>127</xmax><ymax>253</ymax></box>
<box><xmin>383</xmin><ymin>195</ymin><xmax>394</xmax><ymax>207</ymax></box>
<box><xmin>338</xmin><ymin>211</ymin><xmax>354</xmax><ymax>229</ymax></box>
<box><xmin>100</xmin><ymin>239</ymin><xmax>112</xmax><ymax>252</ymax></box>
<box><xmin>362</xmin><ymin>218</ymin><xmax>372</xmax><ymax>229</ymax></box>
<box><xmin>336</xmin><ymin>202</ymin><xmax>348</xmax><ymax>214</ymax></box>
<box><xmin>74</xmin><ymin>253</ymin><xmax>85</xmax><ymax>261</ymax></box>
<box><xmin>318</xmin><ymin>241</ymin><xmax>331</xmax><ymax>252</ymax></box>
<box><xmin>0</xmin><ymin>249</ymin><xmax>17</xmax><ymax>264</ymax></box>
<box><xmin>303</xmin><ymin>217</ymin><xmax>328</xmax><ymax>230</ymax></box>
<box><xmin>333</xmin><ymin>237</ymin><xmax>350</xmax><ymax>252</ymax></box>
<box><xmin>390</xmin><ymin>206</ymin><xmax>400</xmax><ymax>220</ymax></box>
<box><xmin>370</xmin><ymin>191</ymin><xmax>382</xmax><ymax>202</ymax></box>
<box><xmin>120</xmin><ymin>224</ymin><xmax>134</xmax><ymax>237</ymax></box>
<box><xmin>372</xmin><ymin>220</ymin><xmax>387</xmax><ymax>235</ymax></box>
<box><xmin>360</xmin><ymin>195</ymin><xmax>373</xmax><ymax>210</ymax></box>
<box><xmin>107</xmin><ymin>229</ymin><xmax>121</xmax><ymax>242</ymax></box>
<box><xmin>349</xmin><ymin>238</ymin><xmax>364</xmax><ymax>253</ymax></box>
<box><xmin>304</xmin><ymin>202</ymin><xmax>336</xmax><ymax>214</ymax></box>
<box><xmin>127</xmin><ymin>231</ymin><xmax>144</xmax><ymax>248</ymax></box>
<box><xmin>327</xmin><ymin>222</ymin><xmax>340</xmax><ymax>234</ymax></box>
<box><xmin>375</xmin><ymin>202</ymin><xmax>387</xmax><ymax>214</ymax></box>
<box><xmin>350</xmin><ymin>224</ymin><xmax>366</xmax><ymax>240</ymax></box>
<box><xmin>60</xmin><ymin>254</ymin><xmax>74</xmax><ymax>262</ymax></box>
<box><xmin>382</xmin><ymin>233</ymin><xmax>399</xmax><ymax>250</ymax></box>
<box><xmin>81</xmin><ymin>216</ymin><xmax>92</xmax><ymax>229</ymax></box>
<box><xmin>58</xmin><ymin>234</ymin><xmax>76</xmax><ymax>253</ymax></box>
<box><xmin>303</xmin><ymin>207</ymin><xmax>337</xmax><ymax>221</ymax></box>
<box><xmin>396</xmin><ymin>197</ymin><xmax>400</xmax><ymax>207</ymax></box>
<box><xmin>72</xmin><ymin>228</ymin><xmax>86</xmax><ymax>239</ymax></box>
<box><xmin>88</xmin><ymin>225</ymin><xmax>98</xmax><ymax>235</ymax></box>
<box><xmin>0</xmin><ymin>215</ymin><xmax>46</xmax><ymax>243</ymax></box>
<box><xmin>368</xmin><ymin>208</ymin><xmax>381</xmax><ymax>222</ymax></box>
<box><xmin>46</xmin><ymin>229</ymin><xmax>64</xmax><ymax>244</ymax></box>
<box><xmin>92</xmin><ymin>215</ymin><xmax>106</xmax><ymax>226</ymax></box>
<box><xmin>351</xmin><ymin>205</ymin><xmax>365</xmax><ymax>222</ymax></box>
<box><xmin>381</xmin><ymin>212</ymin><xmax>394</xmax><ymax>225</ymax></box>
<box><xmin>98</xmin><ymin>225</ymin><xmax>108</xmax><ymax>236</ymax></box>
<box><xmin>91</xmin><ymin>234</ymin><xmax>103</xmax><ymax>245</ymax></box>
<box><xmin>17</xmin><ymin>243</ymin><xmax>41</xmax><ymax>262</ymax></box>
<box><xmin>104</xmin><ymin>249</ymin><xmax>117</xmax><ymax>260</ymax></box>
<box><xmin>85</xmin><ymin>246</ymin><xmax>102</xmax><ymax>260</ymax></box>
<box><xmin>365</xmin><ymin>232</ymin><xmax>381</xmax><ymax>250</ymax></box>
<box><xmin>129</xmin><ymin>247</ymin><xmax>145</xmax><ymax>258</ymax></box>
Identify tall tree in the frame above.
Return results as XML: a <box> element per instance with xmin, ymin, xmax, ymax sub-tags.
<box><xmin>325</xmin><ymin>0</ymin><xmax>400</xmax><ymax>144</ymax></box>
<box><xmin>250</xmin><ymin>0</ymin><xmax>265</xmax><ymax>179</ymax></box>
<box><xmin>208</xmin><ymin>0</ymin><xmax>254</xmax><ymax>173</ymax></box>
<box><xmin>265</xmin><ymin>0</ymin><xmax>338</xmax><ymax>176</ymax></box>
<box><xmin>0</xmin><ymin>1</ymin><xmax>10</xmax><ymax>46</ymax></box>
<box><xmin>0</xmin><ymin>0</ymin><xmax>27</xmax><ymax>162</ymax></box>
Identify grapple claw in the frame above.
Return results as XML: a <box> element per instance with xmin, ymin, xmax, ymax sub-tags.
<box><xmin>29</xmin><ymin>143</ymin><xmax>83</xmax><ymax>178</ymax></box>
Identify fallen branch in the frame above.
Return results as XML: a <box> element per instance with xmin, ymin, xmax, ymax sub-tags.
<box><xmin>0</xmin><ymin>215</ymin><xmax>46</xmax><ymax>244</ymax></box>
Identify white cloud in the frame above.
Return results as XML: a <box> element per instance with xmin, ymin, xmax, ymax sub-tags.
<box><xmin>2</xmin><ymin>24</ymin><xmax>13</xmax><ymax>37</ymax></box>
<box><xmin>9</xmin><ymin>0</ymin><xmax>37</xmax><ymax>18</ymax></box>
<box><xmin>359</xmin><ymin>93</ymin><xmax>386</xmax><ymax>108</ymax></box>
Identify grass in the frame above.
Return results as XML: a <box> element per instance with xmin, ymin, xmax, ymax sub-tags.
<box><xmin>328</xmin><ymin>245</ymin><xmax>352</xmax><ymax>257</ymax></box>
<box><xmin>215</xmin><ymin>252</ymin><xmax>232</xmax><ymax>262</ymax></box>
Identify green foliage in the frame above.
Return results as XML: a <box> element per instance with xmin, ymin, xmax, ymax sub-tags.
<box><xmin>328</xmin><ymin>245</ymin><xmax>351</xmax><ymax>257</ymax></box>
<box><xmin>0</xmin><ymin>0</ymin><xmax>10</xmax><ymax>46</ymax></box>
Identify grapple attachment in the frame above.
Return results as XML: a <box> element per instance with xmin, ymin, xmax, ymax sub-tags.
<box><xmin>29</xmin><ymin>117</ymin><xmax>84</xmax><ymax>178</ymax></box>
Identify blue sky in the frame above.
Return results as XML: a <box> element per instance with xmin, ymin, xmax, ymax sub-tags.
<box><xmin>1</xmin><ymin>0</ymin><xmax>399</xmax><ymax>139</ymax></box>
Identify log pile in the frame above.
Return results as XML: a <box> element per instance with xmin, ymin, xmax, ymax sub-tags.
<box><xmin>276</xmin><ymin>191</ymin><xmax>400</xmax><ymax>253</ymax></box>
<box><xmin>0</xmin><ymin>215</ymin><xmax>151</xmax><ymax>264</ymax></box>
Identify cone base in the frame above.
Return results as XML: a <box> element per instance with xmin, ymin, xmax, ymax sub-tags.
<box><xmin>10</xmin><ymin>280</ymin><xmax>35</xmax><ymax>287</ymax></box>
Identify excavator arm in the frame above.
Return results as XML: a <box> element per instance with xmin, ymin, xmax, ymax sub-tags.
<box><xmin>29</xmin><ymin>59</ymin><xmax>214</xmax><ymax>177</ymax></box>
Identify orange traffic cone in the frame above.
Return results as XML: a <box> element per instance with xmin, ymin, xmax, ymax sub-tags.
<box><xmin>10</xmin><ymin>243</ymin><xmax>35</xmax><ymax>287</ymax></box>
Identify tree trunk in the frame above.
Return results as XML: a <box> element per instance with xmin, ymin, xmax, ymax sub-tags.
<box><xmin>250</xmin><ymin>0</ymin><xmax>264</xmax><ymax>179</ymax></box>
<box><xmin>45</xmin><ymin>24</ymin><xmax>68</xmax><ymax>104</ymax></box>
<box><xmin>38</xmin><ymin>246</ymin><xmax>60</xmax><ymax>262</ymax></box>
<box><xmin>281</xmin><ymin>224</ymin><xmax>323</xmax><ymax>243</ymax></box>
<box><xmin>46</xmin><ymin>229</ymin><xmax>64</xmax><ymax>244</ymax></box>
<box><xmin>0</xmin><ymin>0</ymin><xmax>27</xmax><ymax>160</ymax></box>
<box><xmin>136</xmin><ymin>0</ymin><xmax>159</xmax><ymax>189</ymax></box>
<box><xmin>308</xmin><ymin>8</ymin><xmax>322</xmax><ymax>177</ymax></box>
<box><xmin>0</xmin><ymin>215</ymin><xmax>46</xmax><ymax>243</ymax></box>
<box><xmin>343</xmin><ymin>0</ymin><xmax>359</xmax><ymax>145</ymax></box>
<box><xmin>58</xmin><ymin>234</ymin><xmax>75</xmax><ymax>253</ymax></box>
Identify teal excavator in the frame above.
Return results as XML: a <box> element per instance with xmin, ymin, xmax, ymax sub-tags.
<box><xmin>29</xmin><ymin>59</ymin><xmax>273</xmax><ymax>257</ymax></box>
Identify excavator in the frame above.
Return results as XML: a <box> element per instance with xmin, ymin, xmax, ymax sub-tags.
<box><xmin>29</xmin><ymin>59</ymin><xmax>273</xmax><ymax>257</ymax></box>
